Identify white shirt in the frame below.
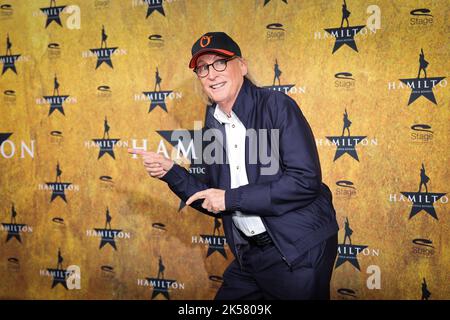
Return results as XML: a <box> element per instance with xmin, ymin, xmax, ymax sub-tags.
<box><xmin>213</xmin><ymin>104</ymin><xmax>267</xmax><ymax>237</ymax></box>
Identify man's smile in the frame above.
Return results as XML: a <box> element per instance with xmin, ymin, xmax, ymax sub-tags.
<box><xmin>210</xmin><ymin>81</ymin><xmax>227</xmax><ymax>90</ymax></box>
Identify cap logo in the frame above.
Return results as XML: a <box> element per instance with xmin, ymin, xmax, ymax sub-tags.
<box><xmin>200</xmin><ymin>36</ymin><xmax>212</xmax><ymax>48</ymax></box>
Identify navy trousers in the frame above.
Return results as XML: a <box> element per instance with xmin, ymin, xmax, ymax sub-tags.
<box><xmin>215</xmin><ymin>234</ymin><xmax>338</xmax><ymax>300</ymax></box>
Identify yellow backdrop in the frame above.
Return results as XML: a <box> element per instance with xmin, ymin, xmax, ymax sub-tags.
<box><xmin>0</xmin><ymin>0</ymin><xmax>448</xmax><ymax>300</ymax></box>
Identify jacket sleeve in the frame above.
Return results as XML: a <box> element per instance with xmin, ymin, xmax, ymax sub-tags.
<box><xmin>225</xmin><ymin>93</ymin><xmax>322</xmax><ymax>217</ymax></box>
<box><xmin>160</xmin><ymin>163</ymin><xmax>214</xmax><ymax>216</ymax></box>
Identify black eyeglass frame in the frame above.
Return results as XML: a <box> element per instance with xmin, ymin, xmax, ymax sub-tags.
<box><xmin>193</xmin><ymin>56</ymin><xmax>238</xmax><ymax>78</ymax></box>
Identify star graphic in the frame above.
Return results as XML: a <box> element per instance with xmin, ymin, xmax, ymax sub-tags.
<box><xmin>200</xmin><ymin>235</ymin><xmax>228</xmax><ymax>259</ymax></box>
<box><xmin>326</xmin><ymin>135</ymin><xmax>366</xmax><ymax>161</ymax></box>
<box><xmin>40</xmin><ymin>5</ymin><xmax>67</xmax><ymax>28</ymax></box>
<box><xmin>399</xmin><ymin>77</ymin><xmax>446</xmax><ymax>105</ymax></box>
<box><xmin>157</xmin><ymin>129</ymin><xmax>209</xmax><ymax>211</ymax></box>
<box><xmin>142</xmin><ymin>90</ymin><xmax>173</xmax><ymax>112</ymax></box>
<box><xmin>324</xmin><ymin>25</ymin><xmax>365</xmax><ymax>53</ymax></box>
<box><xmin>157</xmin><ymin>129</ymin><xmax>203</xmax><ymax>161</ymax></box>
<box><xmin>47</xmin><ymin>268</ymin><xmax>69</xmax><ymax>289</ymax></box>
<box><xmin>92</xmin><ymin>139</ymin><xmax>120</xmax><ymax>159</ymax></box>
<box><xmin>146</xmin><ymin>277</ymin><xmax>175</xmax><ymax>300</ymax></box>
<box><xmin>0</xmin><ymin>132</ymin><xmax>12</xmax><ymax>145</ymax></box>
<box><xmin>46</xmin><ymin>182</ymin><xmax>72</xmax><ymax>203</ymax></box>
<box><xmin>89</xmin><ymin>47</ymin><xmax>118</xmax><ymax>69</ymax></box>
<box><xmin>264</xmin><ymin>0</ymin><xmax>288</xmax><ymax>6</ymax></box>
<box><xmin>1</xmin><ymin>54</ymin><xmax>20</xmax><ymax>75</ymax></box>
<box><xmin>144</xmin><ymin>0</ymin><xmax>165</xmax><ymax>18</ymax></box>
<box><xmin>43</xmin><ymin>95</ymin><xmax>70</xmax><ymax>116</ymax></box>
<box><xmin>2</xmin><ymin>223</ymin><xmax>26</xmax><ymax>243</ymax></box>
<box><xmin>94</xmin><ymin>228</ymin><xmax>122</xmax><ymax>250</ymax></box>
<box><xmin>400</xmin><ymin>192</ymin><xmax>446</xmax><ymax>220</ymax></box>
<box><xmin>334</xmin><ymin>244</ymin><xmax>368</xmax><ymax>271</ymax></box>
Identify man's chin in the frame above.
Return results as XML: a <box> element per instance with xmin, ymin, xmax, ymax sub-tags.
<box><xmin>211</xmin><ymin>96</ymin><xmax>226</xmax><ymax>105</ymax></box>
<box><xmin>209</xmin><ymin>90</ymin><xmax>229</xmax><ymax>103</ymax></box>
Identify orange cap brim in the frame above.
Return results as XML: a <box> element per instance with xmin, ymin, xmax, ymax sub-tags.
<box><xmin>189</xmin><ymin>49</ymin><xmax>235</xmax><ymax>69</ymax></box>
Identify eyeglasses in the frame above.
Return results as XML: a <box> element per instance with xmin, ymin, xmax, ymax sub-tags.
<box><xmin>194</xmin><ymin>56</ymin><xmax>237</xmax><ymax>78</ymax></box>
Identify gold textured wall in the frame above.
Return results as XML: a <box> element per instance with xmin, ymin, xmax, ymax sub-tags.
<box><xmin>0</xmin><ymin>0</ymin><xmax>449</xmax><ymax>300</ymax></box>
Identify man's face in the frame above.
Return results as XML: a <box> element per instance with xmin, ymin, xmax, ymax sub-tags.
<box><xmin>196</xmin><ymin>53</ymin><xmax>248</xmax><ymax>108</ymax></box>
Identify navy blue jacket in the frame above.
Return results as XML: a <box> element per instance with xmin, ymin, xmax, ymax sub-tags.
<box><xmin>161</xmin><ymin>78</ymin><xmax>339</xmax><ymax>268</ymax></box>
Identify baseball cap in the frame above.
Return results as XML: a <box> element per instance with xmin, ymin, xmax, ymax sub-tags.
<box><xmin>189</xmin><ymin>32</ymin><xmax>242</xmax><ymax>69</ymax></box>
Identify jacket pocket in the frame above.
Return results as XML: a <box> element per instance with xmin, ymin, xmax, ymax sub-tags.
<box><xmin>308</xmin><ymin>239</ymin><xmax>327</xmax><ymax>269</ymax></box>
<box><xmin>290</xmin><ymin>239</ymin><xmax>327</xmax><ymax>270</ymax></box>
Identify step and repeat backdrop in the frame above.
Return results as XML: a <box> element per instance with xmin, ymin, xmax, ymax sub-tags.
<box><xmin>0</xmin><ymin>0</ymin><xmax>448</xmax><ymax>300</ymax></box>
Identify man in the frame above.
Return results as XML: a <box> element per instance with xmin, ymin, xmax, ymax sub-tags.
<box><xmin>341</xmin><ymin>0</ymin><xmax>351</xmax><ymax>28</ymax></box>
<box><xmin>105</xmin><ymin>206</ymin><xmax>112</xmax><ymax>229</ymax></box>
<box><xmin>421</xmin><ymin>278</ymin><xmax>431</xmax><ymax>300</ymax></box>
<box><xmin>343</xmin><ymin>217</ymin><xmax>353</xmax><ymax>245</ymax></box>
<box><xmin>57</xmin><ymin>248</ymin><xmax>63</xmax><ymax>270</ymax></box>
<box><xmin>6</xmin><ymin>33</ymin><xmax>12</xmax><ymax>56</ymax></box>
<box><xmin>103</xmin><ymin>116</ymin><xmax>110</xmax><ymax>139</ymax></box>
<box><xmin>157</xmin><ymin>256</ymin><xmax>165</xmax><ymax>279</ymax></box>
<box><xmin>11</xmin><ymin>203</ymin><xmax>17</xmax><ymax>224</ymax></box>
<box><xmin>53</xmin><ymin>74</ymin><xmax>60</xmax><ymax>96</ymax></box>
<box><xmin>101</xmin><ymin>25</ymin><xmax>108</xmax><ymax>49</ymax></box>
<box><xmin>418</xmin><ymin>163</ymin><xmax>429</xmax><ymax>193</ymax></box>
<box><xmin>155</xmin><ymin>67</ymin><xmax>162</xmax><ymax>91</ymax></box>
<box><xmin>273</xmin><ymin>59</ymin><xmax>282</xmax><ymax>86</ymax></box>
<box><xmin>55</xmin><ymin>161</ymin><xmax>62</xmax><ymax>183</ymax></box>
<box><xmin>418</xmin><ymin>48</ymin><xmax>428</xmax><ymax>79</ymax></box>
<box><xmin>128</xmin><ymin>32</ymin><xmax>339</xmax><ymax>299</ymax></box>
<box><xmin>342</xmin><ymin>108</ymin><xmax>352</xmax><ymax>137</ymax></box>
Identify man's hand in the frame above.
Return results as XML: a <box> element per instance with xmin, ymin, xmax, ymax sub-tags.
<box><xmin>186</xmin><ymin>189</ymin><xmax>226</xmax><ymax>214</ymax></box>
<box><xmin>127</xmin><ymin>149</ymin><xmax>174</xmax><ymax>179</ymax></box>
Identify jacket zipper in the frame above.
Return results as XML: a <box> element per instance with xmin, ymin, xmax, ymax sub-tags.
<box><xmin>230</xmin><ymin>223</ymin><xmax>245</xmax><ymax>271</ymax></box>
<box><xmin>208</xmin><ymin>105</ymin><xmax>291</xmax><ymax>271</ymax></box>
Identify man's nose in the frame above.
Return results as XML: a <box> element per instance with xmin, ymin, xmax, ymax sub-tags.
<box><xmin>207</xmin><ymin>66</ymin><xmax>219</xmax><ymax>80</ymax></box>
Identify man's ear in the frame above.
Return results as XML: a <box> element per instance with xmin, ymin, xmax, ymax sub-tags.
<box><xmin>239</xmin><ymin>58</ymin><xmax>248</xmax><ymax>76</ymax></box>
